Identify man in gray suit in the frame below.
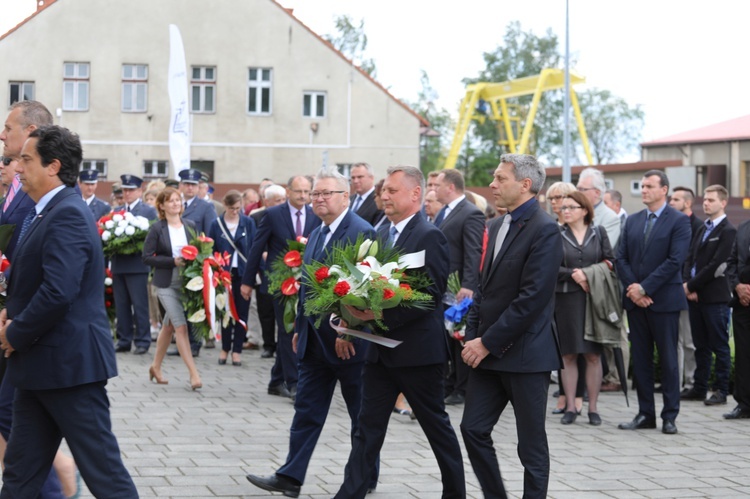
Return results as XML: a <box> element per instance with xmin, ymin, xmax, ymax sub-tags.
<box><xmin>434</xmin><ymin>169</ymin><xmax>484</xmax><ymax>405</ymax></box>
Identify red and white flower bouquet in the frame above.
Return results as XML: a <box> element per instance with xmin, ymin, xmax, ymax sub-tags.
<box><xmin>267</xmin><ymin>236</ymin><xmax>307</xmax><ymax>332</ymax></box>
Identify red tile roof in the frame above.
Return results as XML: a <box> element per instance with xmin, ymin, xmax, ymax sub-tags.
<box><xmin>641</xmin><ymin>115</ymin><xmax>750</xmax><ymax>147</ymax></box>
<box><xmin>545</xmin><ymin>159</ymin><xmax>682</xmax><ymax>176</ymax></box>
<box><xmin>0</xmin><ymin>0</ymin><xmax>57</xmax><ymax>42</ymax></box>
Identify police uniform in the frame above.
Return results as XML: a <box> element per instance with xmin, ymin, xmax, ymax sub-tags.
<box><xmin>79</xmin><ymin>169</ymin><xmax>111</xmax><ymax>220</ymax></box>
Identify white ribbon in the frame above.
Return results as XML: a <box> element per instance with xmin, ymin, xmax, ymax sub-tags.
<box><xmin>329</xmin><ymin>316</ymin><xmax>402</xmax><ymax>348</ymax></box>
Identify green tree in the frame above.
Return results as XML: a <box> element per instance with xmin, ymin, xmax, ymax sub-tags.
<box><xmin>323</xmin><ymin>15</ymin><xmax>376</xmax><ymax>77</ymax></box>
<box><xmin>575</xmin><ymin>88</ymin><xmax>645</xmax><ymax>164</ymax></box>
<box><xmin>406</xmin><ymin>71</ymin><xmax>453</xmax><ymax>176</ymax></box>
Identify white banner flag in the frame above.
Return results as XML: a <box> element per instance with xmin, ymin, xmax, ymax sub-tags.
<box><xmin>168</xmin><ymin>24</ymin><xmax>190</xmax><ymax>178</ymax></box>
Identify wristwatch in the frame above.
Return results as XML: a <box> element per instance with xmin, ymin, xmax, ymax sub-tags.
<box><xmin>638</xmin><ymin>285</ymin><xmax>646</xmax><ymax>296</ymax></box>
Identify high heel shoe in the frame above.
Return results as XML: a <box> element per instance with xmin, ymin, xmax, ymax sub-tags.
<box><xmin>191</xmin><ymin>380</ymin><xmax>202</xmax><ymax>391</ymax></box>
<box><xmin>148</xmin><ymin>366</ymin><xmax>168</xmax><ymax>385</ymax></box>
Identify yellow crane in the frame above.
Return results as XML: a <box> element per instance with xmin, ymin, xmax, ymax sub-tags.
<box><xmin>444</xmin><ymin>68</ymin><xmax>593</xmax><ymax>169</ymax></box>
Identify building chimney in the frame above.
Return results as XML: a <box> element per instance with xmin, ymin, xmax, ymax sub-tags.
<box><xmin>37</xmin><ymin>0</ymin><xmax>46</xmax><ymax>12</ymax></box>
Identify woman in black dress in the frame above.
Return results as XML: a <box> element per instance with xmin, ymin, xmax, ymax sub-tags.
<box><xmin>556</xmin><ymin>191</ymin><xmax>614</xmax><ymax>425</ymax></box>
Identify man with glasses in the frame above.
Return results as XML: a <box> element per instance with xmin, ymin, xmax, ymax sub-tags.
<box><xmin>242</xmin><ymin>176</ymin><xmax>319</xmax><ymax>399</ymax></box>
<box><xmin>246</xmin><ymin>169</ymin><xmax>378</xmax><ymax>497</ymax></box>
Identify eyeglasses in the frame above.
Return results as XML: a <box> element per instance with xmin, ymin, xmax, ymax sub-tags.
<box><xmin>559</xmin><ymin>205</ymin><xmax>583</xmax><ymax>212</ymax></box>
<box><xmin>577</xmin><ymin>187</ymin><xmax>597</xmax><ymax>192</ymax></box>
<box><xmin>548</xmin><ymin>195</ymin><xmax>563</xmax><ymax>201</ymax></box>
<box><xmin>291</xmin><ymin>189</ymin><xmax>311</xmax><ymax>195</ymax></box>
<box><xmin>310</xmin><ymin>190</ymin><xmax>345</xmax><ymax>200</ymax></box>
<box><xmin>1</xmin><ymin>157</ymin><xmax>11</xmax><ymax>167</ymax></box>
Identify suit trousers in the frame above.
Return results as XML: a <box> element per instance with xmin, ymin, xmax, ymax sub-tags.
<box><xmin>335</xmin><ymin>362</ymin><xmax>465</xmax><ymax>499</ymax></box>
<box><xmin>677</xmin><ymin>309</ymin><xmax>697</xmax><ymax>388</ymax></box>
<box><xmin>276</xmin><ymin>336</ymin><xmax>377</xmax><ymax>486</ymax></box>
<box><xmin>732</xmin><ymin>306</ymin><xmax>750</xmax><ymax>410</ymax></box>
<box><xmin>269</xmin><ymin>299</ymin><xmax>298</xmax><ymax>389</ymax></box>
<box><xmin>445</xmin><ymin>337</ymin><xmax>469</xmax><ymax>397</ymax></box>
<box><xmin>1</xmin><ymin>382</ymin><xmax>138</xmax><ymax>499</ymax></box>
<box><xmin>628</xmin><ymin>308</ymin><xmax>680</xmax><ymax>421</ymax></box>
<box><xmin>461</xmin><ymin>369</ymin><xmax>551</xmax><ymax>499</ymax></box>
<box><xmin>689</xmin><ymin>302</ymin><xmax>731</xmax><ymax>394</ymax></box>
<box><xmin>113</xmin><ymin>272</ymin><xmax>151</xmax><ymax>349</ymax></box>
<box><xmin>256</xmin><ymin>290</ymin><xmax>276</xmax><ymax>351</ymax></box>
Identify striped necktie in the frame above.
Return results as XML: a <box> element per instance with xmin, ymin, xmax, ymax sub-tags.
<box><xmin>3</xmin><ymin>176</ymin><xmax>20</xmax><ymax>212</ymax></box>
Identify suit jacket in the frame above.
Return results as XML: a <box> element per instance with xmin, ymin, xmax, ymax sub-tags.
<box><xmin>242</xmin><ymin>203</ymin><xmax>320</xmax><ymax>290</ymax></box>
<box><xmin>0</xmin><ymin>190</ymin><xmax>35</xmax><ymax>262</ymax></box>
<box><xmin>366</xmin><ymin>211</ymin><xmax>450</xmax><ymax>367</ymax></box>
<box><xmin>183</xmin><ymin>197</ymin><xmax>217</xmax><ymax>234</ymax></box>
<box><xmin>683</xmin><ymin>217</ymin><xmax>736</xmax><ymax>304</ymax></box>
<box><xmin>465</xmin><ymin>200</ymin><xmax>562</xmax><ymax>373</ymax></box>
<box><xmin>296</xmin><ymin>210</ymin><xmax>375</xmax><ymax>365</ymax></box>
<box><xmin>110</xmin><ymin>201</ymin><xmax>158</xmax><ymax>274</ymax></box>
<box><xmin>438</xmin><ymin>198</ymin><xmax>485</xmax><ymax>293</ymax></box>
<box><xmin>5</xmin><ymin>187</ymin><xmax>117</xmax><ymax>390</ymax></box>
<box><xmin>354</xmin><ymin>192</ymin><xmax>383</xmax><ymax>226</ymax></box>
<box><xmin>87</xmin><ymin>196</ymin><xmax>111</xmax><ymax>221</ymax></box>
<box><xmin>207</xmin><ymin>214</ymin><xmax>256</xmax><ymax>278</ymax></box>
<box><xmin>142</xmin><ymin>219</ymin><xmax>196</xmax><ymax>288</ymax></box>
<box><xmin>726</xmin><ymin>219</ymin><xmax>750</xmax><ymax>307</ymax></box>
<box><xmin>616</xmin><ymin>204</ymin><xmax>691</xmax><ymax>312</ymax></box>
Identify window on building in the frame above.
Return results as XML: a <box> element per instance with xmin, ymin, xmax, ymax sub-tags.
<box><xmin>191</xmin><ymin>66</ymin><xmax>215</xmax><ymax>113</ymax></box>
<box><xmin>63</xmin><ymin>62</ymin><xmax>89</xmax><ymax>111</ymax></box>
<box><xmin>303</xmin><ymin>91</ymin><xmax>326</xmax><ymax>118</ymax></box>
<box><xmin>630</xmin><ymin>180</ymin><xmax>641</xmax><ymax>195</ymax></box>
<box><xmin>247</xmin><ymin>68</ymin><xmax>272</xmax><ymax>115</ymax></box>
<box><xmin>337</xmin><ymin>163</ymin><xmax>353</xmax><ymax>178</ymax></box>
<box><xmin>143</xmin><ymin>160</ymin><xmax>168</xmax><ymax>178</ymax></box>
<box><xmin>81</xmin><ymin>159</ymin><xmax>107</xmax><ymax>177</ymax></box>
<box><xmin>9</xmin><ymin>82</ymin><xmax>34</xmax><ymax>107</ymax></box>
<box><xmin>122</xmin><ymin>64</ymin><xmax>148</xmax><ymax>112</ymax></box>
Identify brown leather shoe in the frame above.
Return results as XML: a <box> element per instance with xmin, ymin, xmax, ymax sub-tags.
<box><xmin>601</xmin><ymin>382</ymin><xmax>622</xmax><ymax>392</ymax></box>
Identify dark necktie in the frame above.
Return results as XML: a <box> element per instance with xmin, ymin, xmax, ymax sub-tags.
<box><xmin>314</xmin><ymin>225</ymin><xmax>330</xmax><ymax>260</ymax></box>
<box><xmin>295</xmin><ymin>210</ymin><xmax>303</xmax><ymax>238</ymax></box>
<box><xmin>18</xmin><ymin>209</ymin><xmax>37</xmax><ymax>243</ymax></box>
<box><xmin>352</xmin><ymin>195</ymin><xmax>362</xmax><ymax>212</ymax></box>
<box><xmin>434</xmin><ymin>206</ymin><xmax>447</xmax><ymax>226</ymax></box>
<box><xmin>387</xmin><ymin>226</ymin><xmax>399</xmax><ymax>248</ymax></box>
<box><xmin>643</xmin><ymin>213</ymin><xmax>656</xmax><ymax>245</ymax></box>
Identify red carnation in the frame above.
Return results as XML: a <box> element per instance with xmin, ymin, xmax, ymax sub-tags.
<box><xmin>399</xmin><ymin>283</ymin><xmax>411</xmax><ymax>290</ymax></box>
<box><xmin>383</xmin><ymin>288</ymin><xmax>395</xmax><ymax>300</ymax></box>
<box><xmin>284</xmin><ymin>250</ymin><xmax>302</xmax><ymax>268</ymax></box>
<box><xmin>281</xmin><ymin>277</ymin><xmax>300</xmax><ymax>296</ymax></box>
<box><xmin>315</xmin><ymin>266</ymin><xmax>330</xmax><ymax>283</ymax></box>
<box><xmin>105</xmin><ymin>300</ymin><xmax>112</xmax><ymax>308</ymax></box>
<box><xmin>333</xmin><ymin>281</ymin><xmax>351</xmax><ymax>297</ymax></box>
<box><xmin>181</xmin><ymin>245</ymin><xmax>198</xmax><ymax>260</ymax></box>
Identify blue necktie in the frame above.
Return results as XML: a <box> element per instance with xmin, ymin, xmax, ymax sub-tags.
<box><xmin>434</xmin><ymin>206</ymin><xmax>447</xmax><ymax>226</ymax></box>
<box><xmin>387</xmin><ymin>226</ymin><xmax>398</xmax><ymax>248</ymax></box>
<box><xmin>702</xmin><ymin>220</ymin><xmax>714</xmax><ymax>242</ymax></box>
<box><xmin>18</xmin><ymin>209</ymin><xmax>37</xmax><ymax>243</ymax></box>
<box><xmin>314</xmin><ymin>225</ymin><xmax>330</xmax><ymax>260</ymax></box>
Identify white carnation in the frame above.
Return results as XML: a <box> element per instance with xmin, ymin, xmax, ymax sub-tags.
<box><xmin>112</xmin><ymin>214</ymin><xmax>124</xmax><ymax>222</ymax></box>
<box><xmin>114</xmin><ymin>226</ymin><xmax>125</xmax><ymax>237</ymax></box>
<box><xmin>101</xmin><ymin>230</ymin><xmax>111</xmax><ymax>241</ymax></box>
<box><xmin>123</xmin><ymin>211</ymin><xmax>134</xmax><ymax>221</ymax></box>
<box><xmin>124</xmin><ymin>225</ymin><xmax>136</xmax><ymax>236</ymax></box>
<box><xmin>104</xmin><ymin>220</ymin><xmax>114</xmax><ymax>229</ymax></box>
<box><xmin>104</xmin><ymin>277</ymin><xmax>113</xmax><ymax>286</ymax></box>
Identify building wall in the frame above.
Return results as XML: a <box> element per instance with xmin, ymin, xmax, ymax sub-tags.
<box><xmin>0</xmin><ymin>0</ymin><xmax>421</xmax><ymax>182</ymax></box>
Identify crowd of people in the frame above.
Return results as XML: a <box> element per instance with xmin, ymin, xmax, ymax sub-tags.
<box><xmin>1</xmin><ymin>99</ymin><xmax>750</xmax><ymax>498</ymax></box>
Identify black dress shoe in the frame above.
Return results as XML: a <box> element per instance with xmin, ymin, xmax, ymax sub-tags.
<box><xmin>551</xmin><ymin>407</ymin><xmax>565</xmax><ymax>415</ymax></box>
<box><xmin>261</xmin><ymin>348</ymin><xmax>274</xmax><ymax>359</ymax></box>
<box><xmin>618</xmin><ymin>414</ymin><xmax>657</xmax><ymax>430</ymax></box>
<box><xmin>191</xmin><ymin>348</ymin><xmax>200</xmax><ymax>358</ymax></box>
<box><xmin>268</xmin><ymin>384</ymin><xmax>292</xmax><ymax>398</ymax></box>
<box><xmin>705</xmin><ymin>392</ymin><xmax>727</xmax><ymax>406</ymax></box>
<box><xmin>680</xmin><ymin>387</ymin><xmax>707</xmax><ymax>401</ymax></box>
<box><xmin>560</xmin><ymin>411</ymin><xmax>577</xmax><ymax>425</ymax></box>
<box><xmin>115</xmin><ymin>345</ymin><xmax>131</xmax><ymax>353</ymax></box>
<box><xmin>444</xmin><ymin>392</ymin><xmax>465</xmax><ymax>405</ymax></box>
<box><xmin>662</xmin><ymin>419</ymin><xmax>678</xmax><ymax>434</ymax></box>
<box><xmin>133</xmin><ymin>346</ymin><xmax>149</xmax><ymax>355</ymax></box>
<box><xmin>246</xmin><ymin>473</ymin><xmax>300</xmax><ymax>498</ymax></box>
<box><xmin>723</xmin><ymin>406</ymin><xmax>750</xmax><ymax>419</ymax></box>
<box><xmin>588</xmin><ymin>412</ymin><xmax>602</xmax><ymax>426</ymax></box>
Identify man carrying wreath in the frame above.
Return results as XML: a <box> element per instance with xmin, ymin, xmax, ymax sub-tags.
<box><xmin>246</xmin><ymin>169</ymin><xmax>378</xmax><ymax>497</ymax></box>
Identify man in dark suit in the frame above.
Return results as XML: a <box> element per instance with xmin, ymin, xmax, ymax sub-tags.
<box><xmin>0</xmin><ymin>125</ymin><xmax>137</xmax><ymax>497</ymax></box>
<box><xmin>0</xmin><ymin>101</ymin><xmax>53</xmax><ymax>262</ymax></box>
<box><xmin>681</xmin><ymin>184</ymin><xmax>736</xmax><ymax>406</ymax></box>
<box><xmin>349</xmin><ymin>162</ymin><xmax>383</xmax><ymax>226</ymax></box>
<box><xmin>724</xmin><ymin>217</ymin><xmax>750</xmax><ymax>420</ymax></box>
<box><xmin>78</xmin><ymin>169</ymin><xmax>111</xmax><ymax>221</ymax></box>
<box><xmin>460</xmin><ymin>154</ymin><xmax>562</xmax><ymax>499</ymax></box>
<box><xmin>335</xmin><ymin>166</ymin><xmax>465</xmax><ymax>499</ymax></box>
<box><xmin>246</xmin><ymin>169</ymin><xmax>377</xmax><ymax>497</ymax></box>
<box><xmin>241</xmin><ymin>176</ymin><xmax>319</xmax><ymax>398</ymax></box>
<box><xmin>111</xmin><ymin>174</ymin><xmax>157</xmax><ymax>354</ymax></box>
<box><xmin>170</xmin><ymin>168</ymin><xmax>218</xmax><ymax>357</ymax></box>
<box><xmin>434</xmin><ymin>168</ymin><xmax>484</xmax><ymax>406</ymax></box>
<box><xmin>616</xmin><ymin>170</ymin><xmax>691</xmax><ymax>435</ymax></box>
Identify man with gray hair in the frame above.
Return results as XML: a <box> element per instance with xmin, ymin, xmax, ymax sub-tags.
<box><xmin>577</xmin><ymin>167</ymin><xmax>621</xmax><ymax>247</ymax></box>
<box><xmin>460</xmin><ymin>154</ymin><xmax>562</xmax><ymax>498</ymax></box>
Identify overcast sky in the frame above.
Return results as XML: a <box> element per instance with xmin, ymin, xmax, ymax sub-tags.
<box><xmin>2</xmin><ymin>0</ymin><xmax>748</xmax><ymax>144</ymax></box>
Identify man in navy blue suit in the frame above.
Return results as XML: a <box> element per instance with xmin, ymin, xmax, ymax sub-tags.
<box><xmin>79</xmin><ymin>169</ymin><xmax>111</xmax><ymax>221</ymax></box>
<box><xmin>460</xmin><ymin>154</ymin><xmax>562</xmax><ymax>499</ymax></box>
<box><xmin>335</xmin><ymin>166</ymin><xmax>465</xmax><ymax>499</ymax></box>
<box><xmin>0</xmin><ymin>125</ymin><xmax>137</xmax><ymax>497</ymax></box>
<box><xmin>112</xmin><ymin>174</ymin><xmax>157</xmax><ymax>354</ymax></box>
<box><xmin>246</xmin><ymin>169</ymin><xmax>377</xmax><ymax>497</ymax></box>
<box><xmin>241</xmin><ymin>176</ymin><xmax>319</xmax><ymax>399</ymax></box>
<box><xmin>616</xmin><ymin>169</ymin><xmax>691</xmax><ymax>435</ymax></box>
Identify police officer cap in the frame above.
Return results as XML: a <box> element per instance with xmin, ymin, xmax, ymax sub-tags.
<box><xmin>79</xmin><ymin>169</ymin><xmax>99</xmax><ymax>183</ymax></box>
<box><xmin>120</xmin><ymin>174</ymin><xmax>144</xmax><ymax>189</ymax></box>
<box><xmin>178</xmin><ymin>169</ymin><xmax>202</xmax><ymax>184</ymax></box>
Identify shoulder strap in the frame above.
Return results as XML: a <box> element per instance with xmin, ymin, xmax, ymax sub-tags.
<box><xmin>217</xmin><ymin>217</ymin><xmax>247</xmax><ymax>263</ymax></box>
